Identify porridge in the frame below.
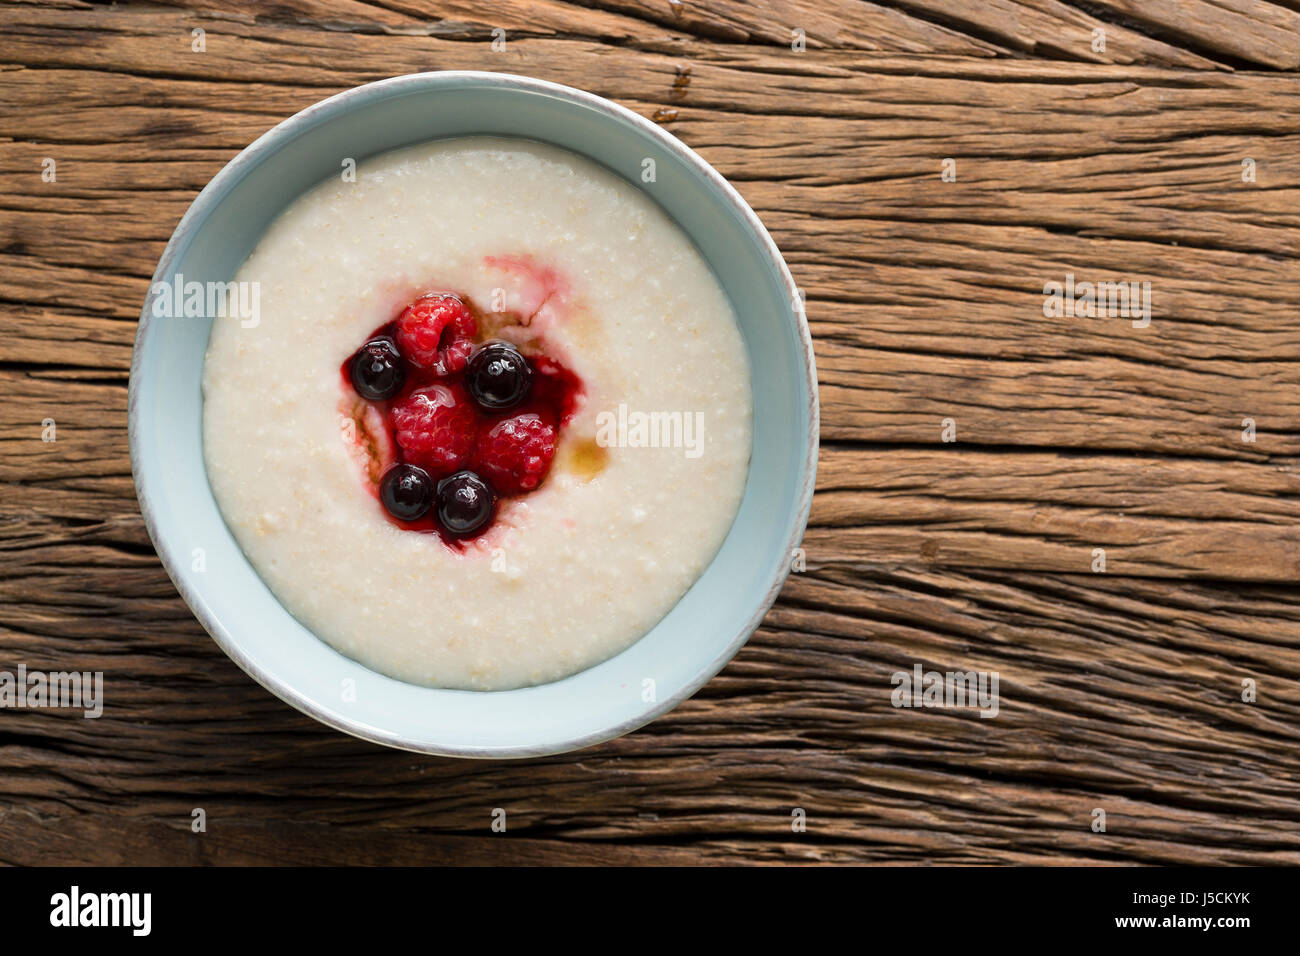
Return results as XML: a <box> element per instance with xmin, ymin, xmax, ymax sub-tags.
<box><xmin>201</xmin><ymin>137</ymin><xmax>752</xmax><ymax>690</ymax></box>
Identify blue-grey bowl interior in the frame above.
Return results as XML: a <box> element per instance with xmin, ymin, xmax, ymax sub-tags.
<box><xmin>129</xmin><ymin>72</ymin><xmax>818</xmax><ymax>757</ymax></box>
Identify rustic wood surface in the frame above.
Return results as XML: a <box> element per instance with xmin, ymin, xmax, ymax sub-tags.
<box><xmin>2</xmin><ymin>0</ymin><xmax>1300</xmax><ymax>866</ymax></box>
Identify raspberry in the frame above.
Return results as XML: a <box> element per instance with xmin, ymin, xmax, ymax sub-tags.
<box><xmin>389</xmin><ymin>383</ymin><xmax>477</xmax><ymax>477</ymax></box>
<box><xmin>477</xmin><ymin>413</ymin><xmax>557</xmax><ymax>495</ymax></box>
<box><xmin>395</xmin><ymin>293</ymin><xmax>477</xmax><ymax>376</ymax></box>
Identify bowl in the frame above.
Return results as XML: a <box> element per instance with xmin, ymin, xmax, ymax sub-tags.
<box><xmin>129</xmin><ymin>72</ymin><xmax>818</xmax><ymax>757</ymax></box>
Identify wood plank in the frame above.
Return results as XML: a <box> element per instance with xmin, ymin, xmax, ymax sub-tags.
<box><xmin>2</xmin><ymin>50</ymin><xmax>1298</xmax><ymax>462</ymax></box>
<box><xmin>1081</xmin><ymin>0</ymin><xmax>1300</xmax><ymax>69</ymax></box>
<box><xmin>0</xmin><ymin>561</ymin><xmax>1297</xmax><ymax>864</ymax></box>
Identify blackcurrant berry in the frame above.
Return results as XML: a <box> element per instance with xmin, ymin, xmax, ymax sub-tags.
<box><xmin>350</xmin><ymin>336</ymin><xmax>405</xmax><ymax>401</ymax></box>
<box><xmin>436</xmin><ymin>471</ymin><xmax>496</xmax><ymax>536</ymax></box>
<box><xmin>380</xmin><ymin>463</ymin><xmax>433</xmax><ymax>521</ymax></box>
<box><xmin>465</xmin><ymin>342</ymin><xmax>533</xmax><ymax>411</ymax></box>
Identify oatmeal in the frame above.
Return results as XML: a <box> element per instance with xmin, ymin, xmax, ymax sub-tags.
<box><xmin>202</xmin><ymin>137</ymin><xmax>752</xmax><ymax>690</ymax></box>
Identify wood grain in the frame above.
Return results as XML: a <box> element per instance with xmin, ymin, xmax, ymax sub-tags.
<box><xmin>1</xmin><ymin>0</ymin><xmax>1299</xmax><ymax>865</ymax></box>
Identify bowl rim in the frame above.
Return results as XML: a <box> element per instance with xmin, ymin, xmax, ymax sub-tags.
<box><xmin>128</xmin><ymin>70</ymin><xmax>819</xmax><ymax>757</ymax></box>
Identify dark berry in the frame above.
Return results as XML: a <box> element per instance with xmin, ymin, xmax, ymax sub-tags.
<box><xmin>436</xmin><ymin>471</ymin><xmax>495</xmax><ymax>536</ymax></box>
<box><xmin>466</xmin><ymin>342</ymin><xmax>533</xmax><ymax>411</ymax></box>
<box><xmin>380</xmin><ymin>463</ymin><xmax>433</xmax><ymax>521</ymax></box>
<box><xmin>350</xmin><ymin>336</ymin><xmax>405</xmax><ymax>401</ymax></box>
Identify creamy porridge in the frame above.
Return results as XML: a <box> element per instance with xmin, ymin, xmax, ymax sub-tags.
<box><xmin>201</xmin><ymin>137</ymin><xmax>752</xmax><ymax>690</ymax></box>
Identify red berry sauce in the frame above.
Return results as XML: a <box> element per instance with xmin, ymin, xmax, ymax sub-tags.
<box><xmin>340</xmin><ymin>293</ymin><xmax>584</xmax><ymax>549</ymax></box>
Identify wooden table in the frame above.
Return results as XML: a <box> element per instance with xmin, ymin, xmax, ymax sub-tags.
<box><xmin>3</xmin><ymin>1</ymin><xmax>1299</xmax><ymax>866</ymax></box>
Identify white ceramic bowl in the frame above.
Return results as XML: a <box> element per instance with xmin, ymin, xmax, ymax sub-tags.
<box><xmin>129</xmin><ymin>72</ymin><xmax>818</xmax><ymax>756</ymax></box>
